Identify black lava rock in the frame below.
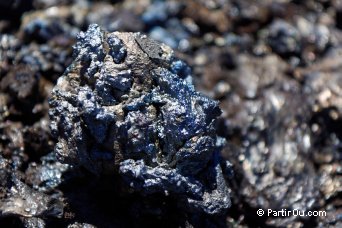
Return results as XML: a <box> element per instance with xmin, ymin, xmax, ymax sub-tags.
<box><xmin>49</xmin><ymin>24</ymin><xmax>231</xmax><ymax>216</ymax></box>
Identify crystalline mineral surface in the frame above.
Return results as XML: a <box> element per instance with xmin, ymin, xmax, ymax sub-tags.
<box><xmin>49</xmin><ymin>24</ymin><xmax>231</xmax><ymax>215</ymax></box>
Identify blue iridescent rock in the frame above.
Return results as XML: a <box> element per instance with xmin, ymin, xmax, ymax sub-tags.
<box><xmin>49</xmin><ymin>24</ymin><xmax>231</xmax><ymax>215</ymax></box>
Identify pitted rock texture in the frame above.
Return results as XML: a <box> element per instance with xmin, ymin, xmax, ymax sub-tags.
<box><xmin>49</xmin><ymin>24</ymin><xmax>231</xmax><ymax>215</ymax></box>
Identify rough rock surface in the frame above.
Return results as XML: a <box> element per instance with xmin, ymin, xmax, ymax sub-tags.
<box><xmin>49</xmin><ymin>24</ymin><xmax>231</xmax><ymax>215</ymax></box>
<box><xmin>2</xmin><ymin>1</ymin><xmax>342</xmax><ymax>227</ymax></box>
